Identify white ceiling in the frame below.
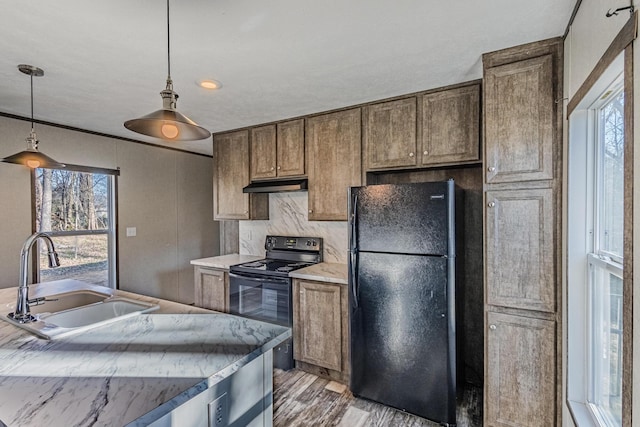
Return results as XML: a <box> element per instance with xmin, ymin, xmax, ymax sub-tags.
<box><xmin>0</xmin><ymin>0</ymin><xmax>575</xmax><ymax>156</ymax></box>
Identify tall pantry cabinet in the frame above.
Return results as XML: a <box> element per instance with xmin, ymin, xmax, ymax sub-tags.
<box><xmin>482</xmin><ymin>38</ymin><xmax>563</xmax><ymax>427</ymax></box>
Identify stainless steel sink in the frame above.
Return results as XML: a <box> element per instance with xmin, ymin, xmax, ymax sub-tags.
<box><xmin>1</xmin><ymin>290</ymin><xmax>159</xmax><ymax>339</ymax></box>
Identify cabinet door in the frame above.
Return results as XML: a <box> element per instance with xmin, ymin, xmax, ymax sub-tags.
<box><xmin>484</xmin><ymin>55</ymin><xmax>554</xmax><ymax>183</ymax></box>
<box><xmin>214</xmin><ymin>131</ymin><xmax>250</xmax><ymax>220</ymax></box>
<box><xmin>307</xmin><ymin>109</ymin><xmax>362</xmax><ymax>220</ymax></box>
<box><xmin>277</xmin><ymin>119</ymin><xmax>305</xmax><ymax>177</ymax></box>
<box><xmin>293</xmin><ymin>280</ymin><xmax>343</xmax><ymax>371</ymax></box>
<box><xmin>485</xmin><ymin>188</ymin><xmax>555</xmax><ymax>312</ymax></box>
<box><xmin>420</xmin><ymin>84</ymin><xmax>480</xmax><ymax>165</ymax></box>
<box><xmin>250</xmin><ymin>125</ymin><xmax>277</xmax><ymax>180</ymax></box>
<box><xmin>486</xmin><ymin>312</ymin><xmax>555</xmax><ymax>427</ymax></box>
<box><xmin>364</xmin><ymin>98</ymin><xmax>417</xmax><ymax>170</ymax></box>
<box><xmin>194</xmin><ymin>267</ymin><xmax>228</xmax><ymax>312</ymax></box>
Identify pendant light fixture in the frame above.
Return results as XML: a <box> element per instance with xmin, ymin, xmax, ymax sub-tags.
<box><xmin>1</xmin><ymin>65</ymin><xmax>65</xmax><ymax>169</ymax></box>
<box><xmin>124</xmin><ymin>0</ymin><xmax>211</xmax><ymax>141</ymax></box>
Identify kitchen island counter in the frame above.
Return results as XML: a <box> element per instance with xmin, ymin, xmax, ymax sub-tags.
<box><xmin>0</xmin><ymin>279</ymin><xmax>289</xmax><ymax>426</ymax></box>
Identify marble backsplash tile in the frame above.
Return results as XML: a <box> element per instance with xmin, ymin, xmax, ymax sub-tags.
<box><xmin>239</xmin><ymin>192</ymin><xmax>348</xmax><ymax>264</ymax></box>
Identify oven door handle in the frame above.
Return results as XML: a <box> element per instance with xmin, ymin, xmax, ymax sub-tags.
<box><xmin>229</xmin><ymin>272</ymin><xmax>290</xmax><ymax>285</ymax></box>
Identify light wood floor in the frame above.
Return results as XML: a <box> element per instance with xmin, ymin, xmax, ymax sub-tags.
<box><xmin>273</xmin><ymin>369</ymin><xmax>482</xmax><ymax>427</ymax></box>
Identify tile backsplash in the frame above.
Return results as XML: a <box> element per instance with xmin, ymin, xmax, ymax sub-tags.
<box><xmin>239</xmin><ymin>192</ymin><xmax>348</xmax><ymax>264</ymax></box>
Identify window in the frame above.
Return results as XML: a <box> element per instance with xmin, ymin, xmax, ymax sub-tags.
<box><xmin>567</xmin><ymin>52</ymin><xmax>625</xmax><ymax>427</ymax></box>
<box><xmin>33</xmin><ymin>168</ymin><xmax>116</xmax><ymax>288</ymax></box>
<box><xmin>587</xmin><ymin>87</ymin><xmax>624</xmax><ymax>426</ymax></box>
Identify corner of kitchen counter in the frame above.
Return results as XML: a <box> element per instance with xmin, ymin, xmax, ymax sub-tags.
<box><xmin>190</xmin><ymin>254</ymin><xmax>264</xmax><ymax>270</ymax></box>
<box><xmin>289</xmin><ymin>262</ymin><xmax>348</xmax><ymax>285</ymax></box>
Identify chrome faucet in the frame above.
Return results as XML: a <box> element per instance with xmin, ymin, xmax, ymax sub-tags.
<box><xmin>8</xmin><ymin>232</ymin><xmax>61</xmax><ymax>323</ymax></box>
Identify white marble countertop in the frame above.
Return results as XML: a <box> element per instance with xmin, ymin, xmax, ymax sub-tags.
<box><xmin>289</xmin><ymin>262</ymin><xmax>348</xmax><ymax>285</ymax></box>
<box><xmin>190</xmin><ymin>254</ymin><xmax>263</xmax><ymax>270</ymax></box>
<box><xmin>0</xmin><ymin>280</ymin><xmax>290</xmax><ymax>427</ymax></box>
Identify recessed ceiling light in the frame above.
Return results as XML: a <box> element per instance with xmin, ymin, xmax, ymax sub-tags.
<box><xmin>198</xmin><ymin>79</ymin><xmax>222</xmax><ymax>90</ymax></box>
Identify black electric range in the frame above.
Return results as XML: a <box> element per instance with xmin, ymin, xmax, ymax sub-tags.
<box><xmin>228</xmin><ymin>235</ymin><xmax>323</xmax><ymax>370</ymax></box>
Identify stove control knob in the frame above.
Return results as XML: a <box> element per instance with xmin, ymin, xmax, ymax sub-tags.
<box><xmin>306</xmin><ymin>240</ymin><xmax>311</xmax><ymax>246</ymax></box>
<box><xmin>312</xmin><ymin>240</ymin><xmax>317</xmax><ymax>246</ymax></box>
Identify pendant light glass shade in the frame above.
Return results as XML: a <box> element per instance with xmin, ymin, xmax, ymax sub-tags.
<box><xmin>1</xmin><ymin>65</ymin><xmax>65</xmax><ymax>169</ymax></box>
<box><xmin>124</xmin><ymin>0</ymin><xmax>211</xmax><ymax>141</ymax></box>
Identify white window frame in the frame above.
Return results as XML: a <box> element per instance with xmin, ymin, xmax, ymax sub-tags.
<box><xmin>566</xmin><ymin>52</ymin><xmax>624</xmax><ymax>427</ymax></box>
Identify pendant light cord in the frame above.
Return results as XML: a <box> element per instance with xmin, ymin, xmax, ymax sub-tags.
<box><xmin>30</xmin><ymin>73</ymin><xmax>34</xmax><ymax>131</ymax></box>
<box><xmin>166</xmin><ymin>0</ymin><xmax>171</xmax><ymax>80</ymax></box>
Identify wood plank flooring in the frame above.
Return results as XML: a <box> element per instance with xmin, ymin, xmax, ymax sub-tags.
<box><xmin>273</xmin><ymin>369</ymin><xmax>482</xmax><ymax>427</ymax></box>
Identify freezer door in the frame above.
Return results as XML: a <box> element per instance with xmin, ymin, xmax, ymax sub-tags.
<box><xmin>349</xmin><ymin>252</ymin><xmax>455</xmax><ymax>425</ymax></box>
<box><xmin>350</xmin><ymin>181</ymin><xmax>454</xmax><ymax>256</ymax></box>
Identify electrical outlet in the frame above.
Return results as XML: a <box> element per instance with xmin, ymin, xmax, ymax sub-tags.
<box><xmin>208</xmin><ymin>392</ymin><xmax>228</xmax><ymax>427</ymax></box>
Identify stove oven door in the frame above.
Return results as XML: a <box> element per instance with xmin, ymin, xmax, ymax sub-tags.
<box><xmin>228</xmin><ymin>273</ymin><xmax>292</xmax><ymax>327</ymax></box>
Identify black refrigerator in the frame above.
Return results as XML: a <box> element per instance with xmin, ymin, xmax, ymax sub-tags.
<box><xmin>348</xmin><ymin>180</ymin><xmax>460</xmax><ymax>427</ymax></box>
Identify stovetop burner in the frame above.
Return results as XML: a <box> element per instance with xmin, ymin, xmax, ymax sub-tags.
<box><xmin>235</xmin><ymin>259</ymin><xmax>313</xmax><ymax>273</ymax></box>
<box><xmin>242</xmin><ymin>261</ymin><xmax>268</xmax><ymax>268</ymax></box>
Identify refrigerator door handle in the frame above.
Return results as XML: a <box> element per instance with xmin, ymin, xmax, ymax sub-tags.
<box><xmin>349</xmin><ymin>191</ymin><xmax>359</xmax><ymax>307</ymax></box>
<box><xmin>350</xmin><ymin>250</ymin><xmax>359</xmax><ymax>307</ymax></box>
<box><xmin>350</xmin><ymin>193</ymin><xmax>358</xmax><ymax>252</ymax></box>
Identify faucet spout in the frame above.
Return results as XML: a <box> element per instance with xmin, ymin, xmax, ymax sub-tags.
<box><xmin>8</xmin><ymin>232</ymin><xmax>61</xmax><ymax>323</ymax></box>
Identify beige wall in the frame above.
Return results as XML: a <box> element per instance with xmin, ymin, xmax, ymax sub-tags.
<box><xmin>0</xmin><ymin>115</ymin><xmax>219</xmax><ymax>303</ymax></box>
<box><xmin>564</xmin><ymin>0</ymin><xmax>629</xmax><ymax>99</ymax></box>
<box><xmin>563</xmin><ymin>2</ymin><xmax>633</xmax><ymax>426</ymax></box>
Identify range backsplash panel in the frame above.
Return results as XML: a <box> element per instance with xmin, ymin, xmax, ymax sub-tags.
<box><xmin>239</xmin><ymin>192</ymin><xmax>348</xmax><ymax>264</ymax></box>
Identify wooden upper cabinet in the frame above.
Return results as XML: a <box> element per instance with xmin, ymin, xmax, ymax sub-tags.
<box><xmin>276</xmin><ymin>119</ymin><xmax>305</xmax><ymax>177</ymax></box>
<box><xmin>420</xmin><ymin>83</ymin><xmax>480</xmax><ymax>165</ymax></box>
<box><xmin>250</xmin><ymin>125</ymin><xmax>277</xmax><ymax>180</ymax></box>
<box><xmin>485</xmin><ymin>187</ymin><xmax>555</xmax><ymax>312</ymax></box>
<box><xmin>214</xmin><ymin>130</ymin><xmax>268</xmax><ymax>220</ymax></box>
<box><xmin>364</xmin><ymin>98</ymin><xmax>417</xmax><ymax>170</ymax></box>
<box><xmin>364</xmin><ymin>82</ymin><xmax>481</xmax><ymax>172</ymax></box>
<box><xmin>484</xmin><ymin>54</ymin><xmax>554</xmax><ymax>183</ymax></box>
<box><xmin>486</xmin><ymin>312</ymin><xmax>556</xmax><ymax>427</ymax></box>
<box><xmin>250</xmin><ymin>120</ymin><xmax>305</xmax><ymax>181</ymax></box>
<box><xmin>307</xmin><ymin>108</ymin><xmax>362</xmax><ymax>221</ymax></box>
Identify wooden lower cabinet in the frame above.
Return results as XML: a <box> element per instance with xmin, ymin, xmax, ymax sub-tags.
<box><xmin>485</xmin><ymin>311</ymin><xmax>556</xmax><ymax>427</ymax></box>
<box><xmin>292</xmin><ymin>279</ymin><xmax>349</xmax><ymax>383</ymax></box>
<box><xmin>194</xmin><ymin>266</ymin><xmax>228</xmax><ymax>313</ymax></box>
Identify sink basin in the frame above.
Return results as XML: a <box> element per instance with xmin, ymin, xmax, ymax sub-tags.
<box><xmin>41</xmin><ymin>298</ymin><xmax>155</xmax><ymax>328</ymax></box>
<box><xmin>1</xmin><ymin>290</ymin><xmax>159</xmax><ymax>340</ymax></box>
<box><xmin>29</xmin><ymin>290</ymin><xmax>111</xmax><ymax>314</ymax></box>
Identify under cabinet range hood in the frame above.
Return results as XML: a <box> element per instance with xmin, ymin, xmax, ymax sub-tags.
<box><xmin>242</xmin><ymin>178</ymin><xmax>308</xmax><ymax>193</ymax></box>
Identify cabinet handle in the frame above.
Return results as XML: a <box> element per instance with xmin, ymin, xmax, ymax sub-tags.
<box><xmin>219</xmin><ymin>277</ymin><xmax>223</xmax><ymax>281</ymax></box>
<box><xmin>423</xmin><ymin>150</ymin><xmax>428</xmax><ymax>156</ymax></box>
<box><xmin>244</xmin><ymin>211</ymin><xmax>249</xmax><ymax>214</ymax></box>
<box><xmin>270</xmin><ymin>166</ymin><xmax>275</xmax><ymax>171</ymax></box>
<box><xmin>489</xmin><ymin>324</ymin><xmax>497</xmax><ymax>330</ymax></box>
<box><xmin>488</xmin><ymin>166</ymin><xmax>496</xmax><ymax>172</ymax></box>
<box><xmin>308</xmin><ymin>209</ymin><xmax>313</xmax><ymax>213</ymax></box>
<box><xmin>277</xmin><ymin>166</ymin><xmax>281</xmax><ymax>170</ymax></box>
<box><xmin>408</xmin><ymin>152</ymin><xmax>415</xmax><ymax>157</ymax></box>
<box><xmin>488</xmin><ymin>202</ymin><xmax>495</xmax><ymax>208</ymax></box>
